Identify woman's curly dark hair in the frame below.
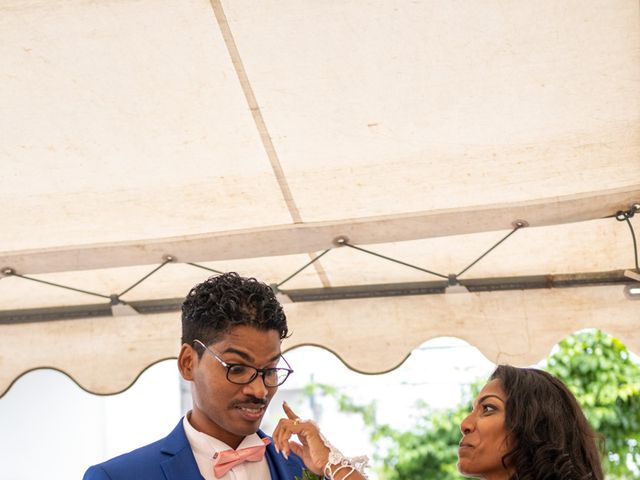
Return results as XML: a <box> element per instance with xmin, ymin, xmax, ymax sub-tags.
<box><xmin>181</xmin><ymin>272</ymin><xmax>288</xmax><ymax>352</ymax></box>
<box><xmin>490</xmin><ymin>365</ymin><xmax>603</xmax><ymax>480</ymax></box>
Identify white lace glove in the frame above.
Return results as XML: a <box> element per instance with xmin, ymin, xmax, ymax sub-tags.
<box><xmin>308</xmin><ymin>420</ymin><xmax>369</xmax><ymax>479</ymax></box>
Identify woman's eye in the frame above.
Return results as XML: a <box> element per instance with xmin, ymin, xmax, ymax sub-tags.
<box><xmin>482</xmin><ymin>404</ymin><xmax>497</xmax><ymax>413</ymax></box>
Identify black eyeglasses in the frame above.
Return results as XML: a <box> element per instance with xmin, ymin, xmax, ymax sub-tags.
<box><xmin>193</xmin><ymin>339</ymin><xmax>294</xmax><ymax>387</ymax></box>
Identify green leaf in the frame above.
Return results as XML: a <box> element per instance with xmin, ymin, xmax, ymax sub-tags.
<box><xmin>295</xmin><ymin>469</ymin><xmax>323</xmax><ymax>480</ymax></box>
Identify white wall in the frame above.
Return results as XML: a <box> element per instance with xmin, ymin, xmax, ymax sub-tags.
<box><xmin>0</xmin><ymin>362</ymin><xmax>181</xmax><ymax>480</ymax></box>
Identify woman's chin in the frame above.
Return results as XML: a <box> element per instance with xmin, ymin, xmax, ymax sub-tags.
<box><xmin>456</xmin><ymin>461</ymin><xmax>481</xmax><ymax>478</ymax></box>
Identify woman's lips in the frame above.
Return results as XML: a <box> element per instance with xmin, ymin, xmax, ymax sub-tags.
<box><xmin>458</xmin><ymin>441</ymin><xmax>474</xmax><ymax>453</ymax></box>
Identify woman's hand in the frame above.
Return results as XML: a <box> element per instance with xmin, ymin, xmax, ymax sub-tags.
<box><xmin>271</xmin><ymin>402</ymin><xmax>330</xmax><ymax>475</ymax></box>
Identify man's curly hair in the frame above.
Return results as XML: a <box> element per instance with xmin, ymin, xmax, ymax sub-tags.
<box><xmin>181</xmin><ymin>272</ymin><xmax>288</xmax><ymax>352</ymax></box>
<box><xmin>491</xmin><ymin>365</ymin><xmax>603</xmax><ymax>480</ymax></box>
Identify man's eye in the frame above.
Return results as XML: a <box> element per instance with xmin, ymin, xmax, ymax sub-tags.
<box><xmin>229</xmin><ymin>365</ymin><xmax>250</xmax><ymax>375</ymax></box>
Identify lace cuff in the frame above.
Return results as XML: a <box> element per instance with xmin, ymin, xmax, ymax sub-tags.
<box><xmin>310</xmin><ymin>421</ymin><xmax>369</xmax><ymax>479</ymax></box>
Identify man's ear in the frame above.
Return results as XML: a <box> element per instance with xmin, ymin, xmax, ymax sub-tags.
<box><xmin>178</xmin><ymin>343</ymin><xmax>196</xmax><ymax>381</ymax></box>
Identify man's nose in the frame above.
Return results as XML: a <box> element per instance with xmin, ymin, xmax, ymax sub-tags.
<box><xmin>242</xmin><ymin>373</ymin><xmax>269</xmax><ymax>399</ymax></box>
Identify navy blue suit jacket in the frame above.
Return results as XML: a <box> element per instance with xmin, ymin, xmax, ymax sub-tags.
<box><xmin>83</xmin><ymin>419</ymin><xmax>305</xmax><ymax>480</ymax></box>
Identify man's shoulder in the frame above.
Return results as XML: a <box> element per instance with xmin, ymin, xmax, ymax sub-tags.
<box><xmin>83</xmin><ymin>421</ymin><xmax>191</xmax><ymax>480</ymax></box>
<box><xmin>83</xmin><ymin>437</ymin><xmax>169</xmax><ymax>480</ymax></box>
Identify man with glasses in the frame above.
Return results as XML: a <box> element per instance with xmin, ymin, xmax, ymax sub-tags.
<box><xmin>83</xmin><ymin>272</ymin><xmax>305</xmax><ymax>480</ymax></box>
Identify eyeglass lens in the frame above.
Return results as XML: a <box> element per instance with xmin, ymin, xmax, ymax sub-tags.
<box><xmin>227</xmin><ymin>364</ymin><xmax>289</xmax><ymax>387</ymax></box>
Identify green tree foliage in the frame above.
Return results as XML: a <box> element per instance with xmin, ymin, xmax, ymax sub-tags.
<box><xmin>305</xmin><ymin>330</ymin><xmax>640</xmax><ymax>479</ymax></box>
<box><xmin>545</xmin><ymin>330</ymin><xmax>640</xmax><ymax>478</ymax></box>
<box><xmin>303</xmin><ymin>380</ymin><xmax>479</xmax><ymax>479</ymax></box>
<box><xmin>379</xmin><ymin>405</ymin><xmax>468</xmax><ymax>480</ymax></box>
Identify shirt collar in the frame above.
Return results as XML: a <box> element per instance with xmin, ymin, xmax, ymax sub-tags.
<box><xmin>183</xmin><ymin>411</ymin><xmax>264</xmax><ymax>458</ymax></box>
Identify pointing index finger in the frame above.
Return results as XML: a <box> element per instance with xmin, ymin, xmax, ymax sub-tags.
<box><xmin>282</xmin><ymin>401</ymin><xmax>298</xmax><ymax>420</ymax></box>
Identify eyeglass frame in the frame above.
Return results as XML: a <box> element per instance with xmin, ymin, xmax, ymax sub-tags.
<box><xmin>192</xmin><ymin>338</ymin><xmax>294</xmax><ymax>387</ymax></box>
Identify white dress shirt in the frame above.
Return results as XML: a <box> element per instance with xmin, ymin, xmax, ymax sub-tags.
<box><xmin>183</xmin><ymin>413</ymin><xmax>272</xmax><ymax>480</ymax></box>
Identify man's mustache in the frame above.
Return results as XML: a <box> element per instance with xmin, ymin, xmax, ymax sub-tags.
<box><xmin>231</xmin><ymin>397</ymin><xmax>268</xmax><ymax>407</ymax></box>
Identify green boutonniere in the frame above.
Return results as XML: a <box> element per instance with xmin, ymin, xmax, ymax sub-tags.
<box><xmin>295</xmin><ymin>469</ymin><xmax>323</xmax><ymax>480</ymax></box>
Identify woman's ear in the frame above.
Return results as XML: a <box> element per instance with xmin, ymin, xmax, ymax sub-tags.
<box><xmin>178</xmin><ymin>343</ymin><xmax>195</xmax><ymax>381</ymax></box>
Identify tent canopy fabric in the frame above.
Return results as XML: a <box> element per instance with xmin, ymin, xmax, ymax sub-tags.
<box><xmin>1</xmin><ymin>0</ymin><xmax>639</xmax><ymax>396</ymax></box>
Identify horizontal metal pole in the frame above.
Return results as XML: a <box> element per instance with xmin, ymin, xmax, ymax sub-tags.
<box><xmin>0</xmin><ymin>270</ymin><xmax>631</xmax><ymax>325</ymax></box>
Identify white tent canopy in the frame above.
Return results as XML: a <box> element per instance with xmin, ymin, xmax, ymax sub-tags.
<box><xmin>1</xmin><ymin>0</ymin><xmax>639</xmax><ymax>396</ymax></box>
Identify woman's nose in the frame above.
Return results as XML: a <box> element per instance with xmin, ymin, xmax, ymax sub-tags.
<box><xmin>460</xmin><ymin>412</ymin><xmax>475</xmax><ymax>434</ymax></box>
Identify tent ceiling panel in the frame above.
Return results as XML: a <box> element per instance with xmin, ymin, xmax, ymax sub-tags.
<box><xmin>0</xmin><ymin>0</ymin><xmax>638</xmax><ymax>393</ymax></box>
<box><xmin>1</xmin><ymin>0</ymin><xmax>293</xmax><ymax>251</ymax></box>
<box><xmin>225</xmin><ymin>0</ymin><xmax>640</xmax><ymax>220</ymax></box>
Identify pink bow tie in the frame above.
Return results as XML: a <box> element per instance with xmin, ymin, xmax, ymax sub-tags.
<box><xmin>213</xmin><ymin>438</ymin><xmax>270</xmax><ymax>478</ymax></box>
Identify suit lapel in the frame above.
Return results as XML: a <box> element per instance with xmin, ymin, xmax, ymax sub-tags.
<box><xmin>260</xmin><ymin>430</ymin><xmax>302</xmax><ymax>480</ymax></box>
<box><xmin>161</xmin><ymin>448</ymin><xmax>204</xmax><ymax>480</ymax></box>
<box><xmin>159</xmin><ymin>420</ymin><xmax>204</xmax><ymax>480</ymax></box>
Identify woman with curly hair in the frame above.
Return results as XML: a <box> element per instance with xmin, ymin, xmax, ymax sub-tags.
<box><xmin>458</xmin><ymin>364</ymin><xmax>603</xmax><ymax>480</ymax></box>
